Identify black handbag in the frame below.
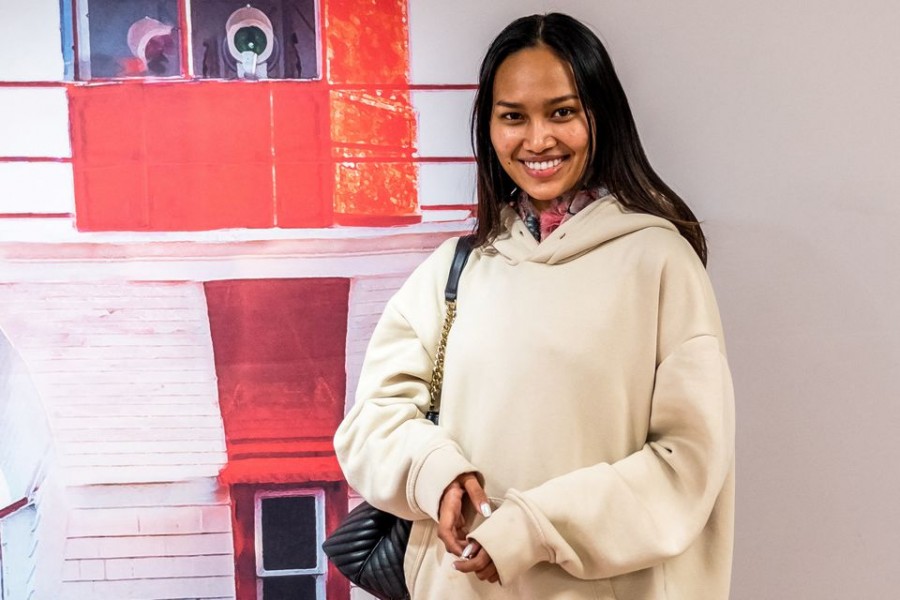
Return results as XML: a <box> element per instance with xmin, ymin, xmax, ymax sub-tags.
<box><xmin>323</xmin><ymin>235</ymin><xmax>476</xmax><ymax>600</ymax></box>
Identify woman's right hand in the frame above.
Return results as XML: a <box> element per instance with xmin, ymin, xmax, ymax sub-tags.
<box><xmin>437</xmin><ymin>472</ymin><xmax>491</xmax><ymax>556</ymax></box>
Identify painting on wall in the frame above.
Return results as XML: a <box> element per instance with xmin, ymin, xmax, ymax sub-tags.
<box><xmin>0</xmin><ymin>0</ymin><xmax>476</xmax><ymax>598</ymax></box>
<box><xmin>68</xmin><ymin>0</ymin><xmax>418</xmax><ymax>231</ymax></box>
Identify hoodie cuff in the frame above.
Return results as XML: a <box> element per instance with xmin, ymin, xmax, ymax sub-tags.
<box><xmin>410</xmin><ymin>444</ymin><xmax>479</xmax><ymax>521</ymax></box>
<box><xmin>467</xmin><ymin>493</ymin><xmax>550</xmax><ymax>584</ymax></box>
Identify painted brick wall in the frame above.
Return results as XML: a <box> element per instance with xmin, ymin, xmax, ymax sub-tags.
<box><xmin>0</xmin><ymin>282</ymin><xmax>234</xmax><ymax>599</ymax></box>
<box><xmin>0</xmin><ymin>282</ymin><xmax>226</xmax><ymax>484</ymax></box>
<box><xmin>344</xmin><ymin>274</ymin><xmax>411</xmax><ymax>414</ymax></box>
<box><xmin>60</xmin><ymin>480</ymin><xmax>234</xmax><ymax>600</ymax></box>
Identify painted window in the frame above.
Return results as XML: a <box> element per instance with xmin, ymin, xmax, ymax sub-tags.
<box><xmin>254</xmin><ymin>489</ymin><xmax>326</xmax><ymax>600</ymax></box>
<box><xmin>191</xmin><ymin>0</ymin><xmax>319</xmax><ymax>80</ymax></box>
<box><xmin>75</xmin><ymin>0</ymin><xmax>183</xmax><ymax>79</ymax></box>
<box><xmin>71</xmin><ymin>0</ymin><xmax>319</xmax><ymax>80</ymax></box>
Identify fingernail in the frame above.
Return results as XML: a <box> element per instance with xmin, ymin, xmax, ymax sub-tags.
<box><xmin>480</xmin><ymin>502</ymin><xmax>492</xmax><ymax>518</ymax></box>
<box><xmin>461</xmin><ymin>542</ymin><xmax>475</xmax><ymax>559</ymax></box>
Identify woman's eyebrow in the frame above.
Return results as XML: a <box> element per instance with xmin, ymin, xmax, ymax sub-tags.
<box><xmin>495</xmin><ymin>94</ymin><xmax>580</xmax><ymax>109</ymax></box>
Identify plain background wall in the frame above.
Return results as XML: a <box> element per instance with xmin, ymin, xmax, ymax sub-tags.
<box><xmin>409</xmin><ymin>1</ymin><xmax>900</xmax><ymax>598</ymax></box>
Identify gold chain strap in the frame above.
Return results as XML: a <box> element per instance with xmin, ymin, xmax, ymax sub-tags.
<box><xmin>427</xmin><ymin>298</ymin><xmax>457</xmax><ymax>415</ymax></box>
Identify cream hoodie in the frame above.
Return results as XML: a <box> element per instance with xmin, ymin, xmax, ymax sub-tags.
<box><xmin>334</xmin><ymin>195</ymin><xmax>735</xmax><ymax>600</ymax></box>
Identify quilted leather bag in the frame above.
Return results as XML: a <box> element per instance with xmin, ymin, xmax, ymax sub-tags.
<box><xmin>322</xmin><ymin>502</ymin><xmax>412</xmax><ymax>599</ymax></box>
<box><xmin>323</xmin><ymin>235</ymin><xmax>476</xmax><ymax>600</ymax></box>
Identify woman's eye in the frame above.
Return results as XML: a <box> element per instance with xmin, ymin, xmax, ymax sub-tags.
<box><xmin>554</xmin><ymin>107</ymin><xmax>576</xmax><ymax>118</ymax></box>
<box><xmin>499</xmin><ymin>112</ymin><xmax>523</xmax><ymax>121</ymax></box>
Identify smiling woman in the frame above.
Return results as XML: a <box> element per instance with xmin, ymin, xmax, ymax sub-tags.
<box><xmin>470</xmin><ymin>13</ymin><xmax>707</xmax><ymax>264</ymax></box>
<box><xmin>334</xmin><ymin>12</ymin><xmax>735</xmax><ymax>600</ymax></box>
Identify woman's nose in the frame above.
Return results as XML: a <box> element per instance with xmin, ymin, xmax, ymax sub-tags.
<box><xmin>524</xmin><ymin>120</ymin><xmax>555</xmax><ymax>152</ymax></box>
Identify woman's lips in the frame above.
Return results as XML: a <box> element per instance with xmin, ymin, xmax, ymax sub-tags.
<box><xmin>520</xmin><ymin>156</ymin><xmax>567</xmax><ymax>179</ymax></box>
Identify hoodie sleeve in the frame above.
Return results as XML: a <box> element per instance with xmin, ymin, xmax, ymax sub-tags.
<box><xmin>469</xmin><ymin>238</ymin><xmax>736</xmax><ymax>582</ymax></box>
<box><xmin>333</xmin><ymin>238</ymin><xmax>480</xmax><ymax>522</ymax></box>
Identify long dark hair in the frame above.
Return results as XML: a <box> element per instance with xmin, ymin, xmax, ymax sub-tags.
<box><xmin>471</xmin><ymin>13</ymin><xmax>708</xmax><ymax>265</ymax></box>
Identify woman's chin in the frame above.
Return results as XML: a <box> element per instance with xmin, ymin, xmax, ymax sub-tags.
<box><xmin>517</xmin><ymin>183</ymin><xmax>571</xmax><ymax>202</ymax></box>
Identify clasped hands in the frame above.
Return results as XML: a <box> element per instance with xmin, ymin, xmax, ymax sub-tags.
<box><xmin>437</xmin><ymin>472</ymin><xmax>500</xmax><ymax>585</ymax></box>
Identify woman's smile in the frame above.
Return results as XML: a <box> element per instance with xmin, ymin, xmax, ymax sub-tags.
<box><xmin>520</xmin><ymin>155</ymin><xmax>569</xmax><ymax>178</ymax></box>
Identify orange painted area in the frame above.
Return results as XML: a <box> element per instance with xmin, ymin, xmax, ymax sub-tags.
<box><xmin>70</xmin><ymin>81</ymin><xmax>333</xmax><ymax>231</ymax></box>
<box><xmin>148</xmin><ymin>162</ymin><xmax>273</xmax><ymax>230</ymax></box>
<box><xmin>326</xmin><ymin>0</ymin><xmax>420</xmax><ymax>223</ymax></box>
<box><xmin>69</xmin><ymin>0</ymin><xmax>420</xmax><ymax>231</ymax></box>
<box><xmin>142</xmin><ymin>83</ymin><xmax>272</xmax><ymax>163</ymax></box>
<box><xmin>271</xmin><ymin>85</ymin><xmax>334</xmax><ymax>227</ymax></box>
<box><xmin>325</xmin><ymin>0</ymin><xmax>410</xmax><ymax>85</ymax></box>
<box><xmin>73</xmin><ymin>162</ymin><xmax>148</xmax><ymax>229</ymax></box>
<box><xmin>271</xmin><ymin>84</ymin><xmax>331</xmax><ymax>161</ymax></box>
<box><xmin>275</xmin><ymin>161</ymin><xmax>335</xmax><ymax>227</ymax></box>
<box><xmin>330</xmin><ymin>90</ymin><xmax>417</xmax><ymax>158</ymax></box>
<box><xmin>329</xmin><ymin>86</ymin><xmax>420</xmax><ymax>222</ymax></box>
<box><xmin>69</xmin><ymin>83</ymin><xmax>145</xmax><ymax>163</ymax></box>
<box><xmin>333</xmin><ymin>161</ymin><xmax>418</xmax><ymax>222</ymax></box>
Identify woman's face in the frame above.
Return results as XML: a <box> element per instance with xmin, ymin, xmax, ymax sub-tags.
<box><xmin>490</xmin><ymin>45</ymin><xmax>591</xmax><ymax>206</ymax></box>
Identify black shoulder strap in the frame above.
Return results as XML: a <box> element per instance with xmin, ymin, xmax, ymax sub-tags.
<box><xmin>425</xmin><ymin>234</ymin><xmax>476</xmax><ymax>425</ymax></box>
<box><xmin>445</xmin><ymin>235</ymin><xmax>475</xmax><ymax>301</ymax></box>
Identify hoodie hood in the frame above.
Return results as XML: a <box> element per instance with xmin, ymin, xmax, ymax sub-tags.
<box><xmin>489</xmin><ymin>193</ymin><xmax>679</xmax><ymax>265</ymax></box>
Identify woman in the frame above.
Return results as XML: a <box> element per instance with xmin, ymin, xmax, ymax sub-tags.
<box><xmin>335</xmin><ymin>12</ymin><xmax>734</xmax><ymax>600</ymax></box>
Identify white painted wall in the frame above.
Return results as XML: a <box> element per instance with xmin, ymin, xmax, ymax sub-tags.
<box><xmin>0</xmin><ymin>162</ymin><xmax>75</xmax><ymax>214</ymax></box>
<box><xmin>0</xmin><ymin>330</ymin><xmax>53</xmax><ymax>498</ymax></box>
<box><xmin>345</xmin><ymin>275</ymin><xmax>413</xmax><ymax>414</ymax></box>
<box><xmin>0</xmin><ymin>504</ymin><xmax>38</xmax><ymax>600</ymax></box>
<box><xmin>408</xmin><ymin>1</ymin><xmax>900</xmax><ymax>598</ymax></box>
<box><xmin>0</xmin><ymin>88</ymin><xmax>71</xmax><ymax>158</ymax></box>
<box><xmin>0</xmin><ymin>329</ymin><xmax>65</xmax><ymax>600</ymax></box>
<box><xmin>0</xmin><ymin>0</ymin><xmax>65</xmax><ymax>81</ymax></box>
<box><xmin>0</xmin><ymin>0</ymin><xmax>73</xmax><ymax>227</ymax></box>
<box><xmin>411</xmin><ymin>90</ymin><xmax>476</xmax><ymax>158</ymax></box>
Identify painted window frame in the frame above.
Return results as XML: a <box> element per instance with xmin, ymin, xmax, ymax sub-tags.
<box><xmin>69</xmin><ymin>0</ymin><xmax>323</xmax><ymax>81</ymax></box>
<box><xmin>72</xmin><ymin>0</ymin><xmax>185</xmax><ymax>80</ymax></box>
<box><xmin>253</xmin><ymin>488</ymin><xmax>327</xmax><ymax>599</ymax></box>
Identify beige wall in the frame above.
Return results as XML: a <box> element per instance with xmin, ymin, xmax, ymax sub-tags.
<box><xmin>410</xmin><ymin>1</ymin><xmax>900</xmax><ymax>597</ymax></box>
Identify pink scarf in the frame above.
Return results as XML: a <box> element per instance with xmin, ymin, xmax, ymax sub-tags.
<box><xmin>512</xmin><ymin>186</ymin><xmax>608</xmax><ymax>241</ymax></box>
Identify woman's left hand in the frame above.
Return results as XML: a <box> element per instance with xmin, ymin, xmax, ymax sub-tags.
<box><xmin>453</xmin><ymin>540</ymin><xmax>500</xmax><ymax>584</ymax></box>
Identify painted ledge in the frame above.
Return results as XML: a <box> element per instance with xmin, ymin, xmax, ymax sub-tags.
<box><xmin>0</xmin><ymin>220</ymin><xmax>474</xmax><ymax>282</ymax></box>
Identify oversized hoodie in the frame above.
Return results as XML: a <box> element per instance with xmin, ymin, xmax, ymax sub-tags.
<box><xmin>334</xmin><ymin>194</ymin><xmax>735</xmax><ymax>600</ymax></box>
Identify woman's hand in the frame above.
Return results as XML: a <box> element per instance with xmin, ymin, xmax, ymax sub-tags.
<box><xmin>437</xmin><ymin>472</ymin><xmax>491</xmax><ymax>556</ymax></box>
<box><xmin>454</xmin><ymin>540</ymin><xmax>500</xmax><ymax>584</ymax></box>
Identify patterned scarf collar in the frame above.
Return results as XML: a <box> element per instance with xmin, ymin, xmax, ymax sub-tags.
<box><xmin>511</xmin><ymin>186</ymin><xmax>609</xmax><ymax>242</ymax></box>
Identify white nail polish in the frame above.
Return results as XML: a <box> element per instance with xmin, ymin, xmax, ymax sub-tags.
<box><xmin>481</xmin><ymin>502</ymin><xmax>492</xmax><ymax>518</ymax></box>
<box><xmin>461</xmin><ymin>543</ymin><xmax>475</xmax><ymax>559</ymax></box>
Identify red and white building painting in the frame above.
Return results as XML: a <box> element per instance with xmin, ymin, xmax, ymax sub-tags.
<box><xmin>0</xmin><ymin>1</ymin><xmax>475</xmax><ymax>598</ymax></box>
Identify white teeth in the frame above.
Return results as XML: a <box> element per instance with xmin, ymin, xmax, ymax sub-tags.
<box><xmin>524</xmin><ymin>158</ymin><xmax>564</xmax><ymax>170</ymax></box>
